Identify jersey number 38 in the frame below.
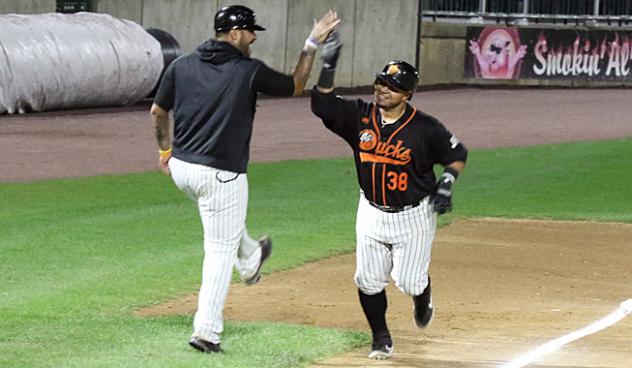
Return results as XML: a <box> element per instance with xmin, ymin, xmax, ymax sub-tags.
<box><xmin>387</xmin><ymin>171</ymin><xmax>408</xmax><ymax>191</ymax></box>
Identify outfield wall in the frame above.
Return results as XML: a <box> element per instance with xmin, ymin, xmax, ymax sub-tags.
<box><xmin>2</xmin><ymin>1</ymin><xmax>631</xmax><ymax>88</ymax></box>
<box><xmin>0</xmin><ymin>0</ymin><xmax>418</xmax><ymax>88</ymax></box>
<box><xmin>0</xmin><ymin>0</ymin><xmax>54</xmax><ymax>14</ymax></box>
<box><xmin>129</xmin><ymin>0</ymin><xmax>419</xmax><ymax>89</ymax></box>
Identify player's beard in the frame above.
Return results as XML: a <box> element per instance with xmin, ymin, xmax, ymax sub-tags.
<box><xmin>239</xmin><ymin>43</ymin><xmax>251</xmax><ymax>57</ymax></box>
<box><xmin>236</xmin><ymin>36</ymin><xmax>252</xmax><ymax>57</ymax></box>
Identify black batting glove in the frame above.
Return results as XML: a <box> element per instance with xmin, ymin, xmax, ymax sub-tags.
<box><xmin>430</xmin><ymin>167</ymin><xmax>459</xmax><ymax>215</ymax></box>
<box><xmin>317</xmin><ymin>31</ymin><xmax>342</xmax><ymax>88</ymax></box>
<box><xmin>321</xmin><ymin>30</ymin><xmax>342</xmax><ymax>69</ymax></box>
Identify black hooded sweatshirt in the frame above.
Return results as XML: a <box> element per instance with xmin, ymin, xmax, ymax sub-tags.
<box><xmin>154</xmin><ymin>40</ymin><xmax>294</xmax><ymax>173</ymax></box>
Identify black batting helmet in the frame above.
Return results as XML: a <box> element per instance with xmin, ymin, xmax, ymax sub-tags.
<box><xmin>375</xmin><ymin>60</ymin><xmax>419</xmax><ymax>95</ymax></box>
<box><xmin>214</xmin><ymin>5</ymin><xmax>266</xmax><ymax>32</ymax></box>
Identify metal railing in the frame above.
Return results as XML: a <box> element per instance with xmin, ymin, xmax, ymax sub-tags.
<box><xmin>422</xmin><ymin>0</ymin><xmax>632</xmax><ymax>25</ymax></box>
<box><xmin>56</xmin><ymin>0</ymin><xmax>92</xmax><ymax>14</ymax></box>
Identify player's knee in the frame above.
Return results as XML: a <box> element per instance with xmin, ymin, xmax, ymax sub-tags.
<box><xmin>394</xmin><ymin>278</ymin><xmax>423</xmax><ymax>296</ymax></box>
<box><xmin>354</xmin><ymin>274</ymin><xmax>385</xmax><ymax>295</ymax></box>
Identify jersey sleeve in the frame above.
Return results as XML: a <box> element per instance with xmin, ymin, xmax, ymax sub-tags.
<box><xmin>428</xmin><ymin>118</ymin><xmax>468</xmax><ymax>166</ymax></box>
<box><xmin>153</xmin><ymin>61</ymin><xmax>176</xmax><ymax>111</ymax></box>
<box><xmin>310</xmin><ymin>87</ymin><xmax>361</xmax><ymax>144</ymax></box>
<box><xmin>252</xmin><ymin>62</ymin><xmax>295</xmax><ymax>97</ymax></box>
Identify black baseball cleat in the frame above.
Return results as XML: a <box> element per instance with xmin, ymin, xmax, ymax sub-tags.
<box><xmin>189</xmin><ymin>337</ymin><xmax>223</xmax><ymax>353</ymax></box>
<box><xmin>368</xmin><ymin>331</ymin><xmax>393</xmax><ymax>360</ymax></box>
<box><xmin>413</xmin><ymin>297</ymin><xmax>434</xmax><ymax>329</ymax></box>
<box><xmin>244</xmin><ymin>236</ymin><xmax>272</xmax><ymax>285</ymax></box>
<box><xmin>413</xmin><ymin>278</ymin><xmax>434</xmax><ymax>329</ymax></box>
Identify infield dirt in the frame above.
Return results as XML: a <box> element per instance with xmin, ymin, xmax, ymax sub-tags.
<box><xmin>137</xmin><ymin>218</ymin><xmax>632</xmax><ymax>368</ymax></box>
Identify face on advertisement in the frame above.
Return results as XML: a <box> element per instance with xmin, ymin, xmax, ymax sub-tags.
<box><xmin>469</xmin><ymin>27</ymin><xmax>527</xmax><ymax>80</ymax></box>
<box><xmin>485</xmin><ymin>36</ymin><xmax>511</xmax><ymax>70</ymax></box>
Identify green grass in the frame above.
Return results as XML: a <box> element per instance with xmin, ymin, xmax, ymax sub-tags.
<box><xmin>454</xmin><ymin>138</ymin><xmax>632</xmax><ymax>221</ymax></box>
<box><xmin>1</xmin><ymin>316</ymin><xmax>366</xmax><ymax>368</ymax></box>
<box><xmin>1</xmin><ymin>138</ymin><xmax>630</xmax><ymax>367</ymax></box>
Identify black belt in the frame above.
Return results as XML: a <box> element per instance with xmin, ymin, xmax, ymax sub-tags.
<box><xmin>368</xmin><ymin>200</ymin><xmax>423</xmax><ymax>213</ymax></box>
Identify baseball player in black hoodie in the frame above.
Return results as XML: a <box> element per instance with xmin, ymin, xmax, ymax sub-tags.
<box><xmin>150</xmin><ymin>5</ymin><xmax>339</xmax><ymax>353</ymax></box>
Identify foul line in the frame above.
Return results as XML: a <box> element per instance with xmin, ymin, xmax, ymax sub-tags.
<box><xmin>500</xmin><ymin>299</ymin><xmax>632</xmax><ymax>368</ymax></box>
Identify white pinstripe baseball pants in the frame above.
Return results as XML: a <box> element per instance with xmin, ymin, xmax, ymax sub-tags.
<box><xmin>354</xmin><ymin>194</ymin><xmax>436</xmax><ymax>297</ymax></box>
<box><xmin>169</xmin><ymin>157</ymin><xmax>262</xmax><ymax>344</ymax></box>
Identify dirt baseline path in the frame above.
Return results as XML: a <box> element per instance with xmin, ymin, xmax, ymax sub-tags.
<box><xmin>138</xmin><ymin>218</ymin><xmax>632</xmax><ymax>368</ymax></box>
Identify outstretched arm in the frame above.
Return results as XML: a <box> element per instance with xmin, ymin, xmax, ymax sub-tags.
<box><xmin>291</xmin><ymin>10</ymin><xmax>340</xmax><ymax>96</ymax></box>
<box><xmin>315</xmin><ymin>30</ymin><xmax>342</xmax><ymax>94</ymax></box>
<box><xmin>310</xmin><ymin>31</ymin><xmax>359</xmax><ymax>142</ymax></box>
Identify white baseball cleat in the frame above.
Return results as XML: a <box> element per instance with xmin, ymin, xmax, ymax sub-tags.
<box><xmin>368</xmin><ymin>343</ymin><xmax>393</xmax><ymax>360</ymax></box>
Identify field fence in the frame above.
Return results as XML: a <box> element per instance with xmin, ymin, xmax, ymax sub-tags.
<box><xmin>423</xmin><ymin>0</ymin><xmax>632</xmax><ymax>26</ymax></box>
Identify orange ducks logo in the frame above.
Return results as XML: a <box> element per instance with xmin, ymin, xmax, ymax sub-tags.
<box><xmin>358</xmin><ymin>130</ymin><xmax>412</xmax><ymax>165</ymax></box>
<box><xmin>359</xmin><ymin>130</ymin><xmax>378</xmax><ymax>151</ymax></box>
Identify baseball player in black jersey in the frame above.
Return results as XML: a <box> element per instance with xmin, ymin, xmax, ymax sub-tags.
<box><xmin>150</xmin><ymin>5</ymin><xmax>339</xmax><ymax>354</ymax></box>
<box><xmin>311</xmin><ymin>32</ymin><xmax>468</xmax><ymax>360</ymax></box>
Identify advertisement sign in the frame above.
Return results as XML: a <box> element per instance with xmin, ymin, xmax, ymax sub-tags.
<box><xmin>465</xmin><ymin>27</ymin><xmax>632</xmax><ymax>81</ymax></box>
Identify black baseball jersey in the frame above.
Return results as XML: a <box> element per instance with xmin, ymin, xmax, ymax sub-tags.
<box><xmin>154</xmin><ymin>40</ymin><xmax>294</xmax><ymax>173</ymax></box>
<box><xmin>311</xmin><ymin>89</ymin><xmax>468</xmax><ymax>208</ymax></box>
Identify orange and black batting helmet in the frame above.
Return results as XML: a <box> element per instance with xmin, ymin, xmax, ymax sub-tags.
<box><xmin>375</xmin><ymin>60</ymin><xmax>419</xmax><ymax>96</ymax></box>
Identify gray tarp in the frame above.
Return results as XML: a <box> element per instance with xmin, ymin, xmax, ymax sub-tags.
<box><xmin>0</xmin><ymin>12</ymin><xmax>163</xmax><ymax>114</ymax></box>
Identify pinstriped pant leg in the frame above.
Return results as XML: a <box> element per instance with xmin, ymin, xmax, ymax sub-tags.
<box><xmin>168</xmin><ymin>158</ymin><xmax>247</xmax><ymax>344</ymax></box>
<box><xmin>354</xmin><ymin>195</ymin><xmax>392</xmax><ymax>295</ymax></box>
<box><xmin>235</xmin><ymin>226</ymin><xmax>262</xmax><ymax>280</ymax></box>
<box><xmin>193</xmin><ymin>169</ymin><xmax>248</xmax><ymax>344</ymax></box>
<box><xmin>391</xmin><ymin>197</ymin><xmax>436</xmax><ymax>296</ymax></box>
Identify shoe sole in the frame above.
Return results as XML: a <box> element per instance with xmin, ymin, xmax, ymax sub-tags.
<box><xmin>245</xmin><ymin>237</ymin><xmax>272</xmax><ymax>285</ymax></box>
<box><xmin>368</xmin><ymin>349</ymin><xmax>393</xmax><ymax>360</ymax></box>
<box><xmin>189</xmin><ymin>341</ymin><xmax>204</xmax><ymax>352</ymax></box>
<box><xmin>189</xmin><ymin>339</ymin><xmax>223</xmax><ymax>353</ymax></box>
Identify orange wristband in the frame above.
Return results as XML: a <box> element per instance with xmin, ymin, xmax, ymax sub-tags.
<box><xmin>159</xmin><ymin>147</ymin><xmax>172</xmax><ymax>158</ymax></box>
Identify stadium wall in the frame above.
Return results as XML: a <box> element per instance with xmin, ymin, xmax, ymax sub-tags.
<box><xmin>0</xmin><ymin>0</ymin><xmax>54</xmax><ymax>14</ymax></box>
<box><xmin>2</xmin><ymin>0</ymin><xmax>631</xmax><ymax>88</ymax></box>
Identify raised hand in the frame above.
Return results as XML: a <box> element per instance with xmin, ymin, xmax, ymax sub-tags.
<box><xmin>308</xmin><ymin>10</ymin><xmax>340</xmax><ymax>46</ymax></box>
